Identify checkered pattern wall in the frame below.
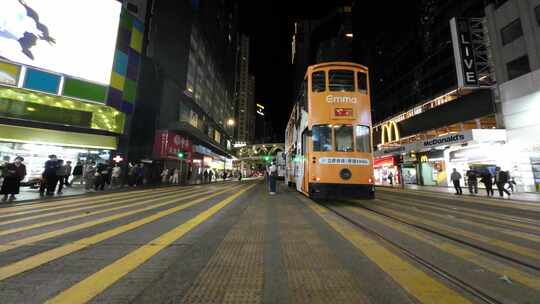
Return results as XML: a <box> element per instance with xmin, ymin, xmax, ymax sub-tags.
<box><xmin>106</xmin><ymin>9</ymin><xmax>144</xmax><ymax>114</ymax></box>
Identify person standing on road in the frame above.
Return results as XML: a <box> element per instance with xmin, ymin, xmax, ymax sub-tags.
<box><xmin>387</xmin><ymin>172</ymin><xmax>394</xmax><ymax>186</ymax></box>
<box><xmin>1</xmin><ymin>156</ymin><xmax>26</xmax><ymax>202</ymax></box>
<box><xmin>84</xmin><ymin>161</ymin><xmax>97</xmax><ymax>191</ymax></box>
<box><xmin>480</xmin><ymin>171</ymin><xmax>494</xmax><ymax>197</ymax></box>
<box><xmin>506</xmin><ymin>171</ymin><xmax>516</xmax><ymax>193</ymax></box>
<box><xmin>169</xmin><ymin>168</ymin><xmax>179</xmax><ymax>184</ymax></box>
<box><xmin>208</xmin><ymin>170</ymin><xmax>214</xmax><ymax>183</ymax></box>
<box><xmin>161</xmin><ymin>168</ymin><xmax>169</xmax><ymax>184</ymax></box>
<box><xmin>466</xmin><ymin>167</ymin><xmax>478</xmax><ymax>195</ymax></box>
<box><xmin>267</xmin><ymin>162</ymin><xmax>278</xmax><ymax>194</ymax></box>
<box><xmin>495</xmin><ymin>167</ymin><xmax>511</xmax><ymax>198</ymax></box>
<box><xmin>111</xmin><ymin>163</ymin><xmax>122</xmax><ymax>188</ymax></box>
<box><xmin>55</xmin><ymin>159</ymin><xmax>67</xmax><ymax>194</ymax></box>
<box><xmin>62</xmin><ymin>161</ymin><xmax>72</xmax><ymax>187</ymax></box>
<box><xmin>450</xmin><ymin>168</ymin><xmax>463</xmax><ymax>195</ymax></box>
<box><xmin>94</xmin><ymin>162</ymin><xmax>110</xmax><ymax>191</ymax></box>
<box><xmin>71</xmin><ymin>161</ymin><xmax>83</xmax><ymax>185</ymax></box>
<box><xmin>40</xmin><ymin>154</ymin><xmax>59</xmax><ymax>196</ymax></box>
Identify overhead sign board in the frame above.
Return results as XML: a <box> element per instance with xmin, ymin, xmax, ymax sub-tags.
<box><xmin>450</xmin><ymin>18</ymin><xmax>479</xmax><ymax>88</ymax></box>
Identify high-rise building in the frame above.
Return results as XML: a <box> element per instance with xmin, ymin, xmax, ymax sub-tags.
<box><xmin>291</xmin><ymin>3</ymin><xmax>353</xmax><ymax>95</ymax></box>
<box><xmin>235</xmin><ymin>35</ymin><xmax>255</xmax><ymax>144</ymax></box>
<box><xmin>247</xmin><ymin>75</ymin><xmax>256</xmax><ymax>143</ymax></box>
<box><xmin>357</xmin><ymin>1</ymin><xmax>506</xmax><ymax>188</ymax></box>
<box><xmin>484</xmin><ymin>0</ymin><xmax>540</xmax><ymax>191</ymax></box>
<box><xmin>129</xmin><ymin>0</ymin><xmax>239</xmax><ymax>183</ymax></box>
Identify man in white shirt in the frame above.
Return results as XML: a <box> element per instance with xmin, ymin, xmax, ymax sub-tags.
<box><xmin>268</xmin><ymin>162</ymin><xmax>277</xmax><ymax>195</ymax></box>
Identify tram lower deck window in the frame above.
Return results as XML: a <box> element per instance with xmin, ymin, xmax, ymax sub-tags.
<box><xmin>334</xmin><ymin>125</ymin><xmax>354</xmax><ymax>152</ymax></box>
<box><xmin>312</xmin><ymin>125</ymin><xmax>332</xmax><ymax>151</ymax></box>
<box><xmin>355</xmin><ymin>125</ymin><xmax>371</xmax><ymax>152</ymax></box>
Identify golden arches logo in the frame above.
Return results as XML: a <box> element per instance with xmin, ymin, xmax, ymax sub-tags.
<box><xmin>420</xmin><ymin>155</ymin><xmax>429</xmax><ymax>162</ymax></box>
<box><xmin>381</xmin><ymin>121</ymin><xmax>400</xmax><ymax>144</ymax></box>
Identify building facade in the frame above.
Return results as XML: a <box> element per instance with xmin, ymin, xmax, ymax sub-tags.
<box><xmin>485</xmin><ymin>0</ymin><xmax>540</xmax><ymax>191</ymax></box>
<box><xmin>129</xmin><ymin>0</ymin><xmax>238</xmax><ymax>183</ymax></box>
<box><xmin>360</xmin><ymin>1</ymin><xmax>507</xmax><ymax>189</ymax></box>
<box><xmin>0</xmin><ymin>0</ymin><xmax>144</xmax><ymax>181</ymax></box>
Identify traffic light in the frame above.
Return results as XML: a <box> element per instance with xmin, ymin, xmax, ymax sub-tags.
<box><xmin>262</xmin><ymin>155</ymin><xmax>271</xmax><ymax>162</ymax></box>
<box><xmin>177</xmin><ymin>151</ymin><xmax>185</xmax><ymax>159</ymax></box>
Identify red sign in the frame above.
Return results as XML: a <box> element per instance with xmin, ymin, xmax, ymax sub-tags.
<box><xmin>373</xmin><ymin>155</ymin><xmax>396</xmax><ymax>168</ymax></box>
<box><xmin>334</xmin><ymin>108</ymin><xmax>353</xmax><ymax>117</ymax></box>
<box><xmin>153</xmin><ymin>130</ymin><xmax>192</xmax><ymax>161</ymax></box>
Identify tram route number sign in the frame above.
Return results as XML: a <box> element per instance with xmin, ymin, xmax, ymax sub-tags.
<box><xmin>450</xmin><ymin>17</ymin><xmax>479</xmax><ymax>88</ymax></box>
<box><xmin>319</xmin><ymin>157</ymin><xmax>369</xmax><ymax>165</ymax></box>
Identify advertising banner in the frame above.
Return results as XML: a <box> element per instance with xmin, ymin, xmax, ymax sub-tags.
<box><xmin>153</xmin><ymin>130</ymin><xmax>192</xmax><ymax>161</ymax></box>
<box><xmin>0</xmin><ymin>0</ymin><xmax>121</xmax><ymax>85</ymax></box>
<box><xmin>0</xmin><ymin>60</ymin><xmax>20</xmax><ymax>86</ymax></box>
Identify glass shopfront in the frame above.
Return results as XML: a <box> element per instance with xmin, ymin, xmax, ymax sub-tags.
<box><xmin>0</xmin><ymin>142</ymin><xmax>111</xmax><ymax>181</ymax></box>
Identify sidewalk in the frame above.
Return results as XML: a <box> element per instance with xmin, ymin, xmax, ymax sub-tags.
<box><xmin>376</xmin><ymin>184</ymin><xmax>540</xmax><ymax>203</ymax></box>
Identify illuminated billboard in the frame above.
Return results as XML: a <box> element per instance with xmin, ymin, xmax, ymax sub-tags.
<box><xmin>0</xmin><ymin>0</ymin><xmax>121</xmax><ymax>85</ymax></box>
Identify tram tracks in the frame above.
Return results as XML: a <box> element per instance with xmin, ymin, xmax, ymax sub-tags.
<box><xmin>317</xmin><ymin>200</ymin><xmax>540</xmax><ymax>304</ymax></box>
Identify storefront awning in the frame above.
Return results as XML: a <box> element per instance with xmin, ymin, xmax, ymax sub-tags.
<box><xmin>375</xmin><ymin>129</ymin><xmax>507</xmax><ymax>156</ymax></box>
<box><xmin>0</xmin><ymin>124</ymin><xmax>118</xmax><ymax>150</ymax></box>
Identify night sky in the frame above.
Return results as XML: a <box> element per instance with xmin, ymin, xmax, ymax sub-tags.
<box><xmin>238</xmin><ymin>1</ymin><xmax>421</xmax><ymax>140</ymax></box>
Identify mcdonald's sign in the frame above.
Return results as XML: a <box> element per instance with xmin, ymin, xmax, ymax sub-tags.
<box><xmin>381</xmin><ymin>121</ymin><xmax>400</xmax><ymax>144</ymax></box>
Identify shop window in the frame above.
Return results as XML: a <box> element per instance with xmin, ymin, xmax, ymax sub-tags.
<box><xmin>334</xmin><ymin>125</ymin><xmax>354</xmax><ymax>152</ymax></box>
<box><xmin>357</xmin><ymin>72</ymin><xmax>368</xmax><ymax>94</ymax></box>
<box><xmin>329</xmin><ymin>70</ymin><xmax>354</xmax><ymax>92</ymax></box>
<box><xmin>501</xmin><ymin>19</ymin><xmax>523</xmax><ymax>45</ymax></box>
<box><xmin>312</xmin><ymin>71</ymin><xmax>325</xmax><ymax>92</ymax></box>
<box><xmin>355</xmin><ymin>125</ymin><xmax>371</xmax><ymax>152</ymax></box>
<box><xmin>507</xmin><ymin>55</ymin><xmax>530</xmax><ymax>80</ymax></box>
<box><xmin>312</xmin><ymin>125</ymin><xmax>332</xmax><ymax>152</ymax></box>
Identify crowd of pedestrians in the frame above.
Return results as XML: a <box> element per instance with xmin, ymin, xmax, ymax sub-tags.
<box><xmin>451</xmin><ymin>166</ymin><xmax>516</xmax><ymax>198</ymax></box>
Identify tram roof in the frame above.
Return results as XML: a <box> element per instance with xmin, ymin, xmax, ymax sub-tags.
<box><xmin>308</xmin><ymin>61</ymin><xmax>368</xmax><ymax>72</ymax></box>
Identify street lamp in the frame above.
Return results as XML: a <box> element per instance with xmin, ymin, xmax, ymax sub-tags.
<box><xmin>227</xmin><ymin>118</ymin><xmax>235</xmax><ymax>127</ymax></box>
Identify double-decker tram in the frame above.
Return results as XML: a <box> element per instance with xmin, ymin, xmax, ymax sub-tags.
<box><xmin>285</xmin><ymin>62</ymin><xmax>374</xmax><ymax>199</ymax></box>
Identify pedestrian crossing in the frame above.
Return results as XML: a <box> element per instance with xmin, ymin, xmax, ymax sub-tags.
<box><xmin>0</xmin><ymin>183</ymin><xmax>539</xmax><ymax>303</ymax></box>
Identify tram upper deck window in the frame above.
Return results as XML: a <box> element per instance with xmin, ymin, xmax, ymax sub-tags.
<box><xmin>355</xmin><ymin>125</ymin><xmax>371</xmax><ymax>152</ymax></box>
<box><xmin>312</xmin><ymin>125</ymin><xmax>332</xmax><ymax>152</ymax></box>
<box><xmin>312</xmin><ymin>71</ymin><xmax>326</xmax><ymax>92</ymax></box>
<box><xmin>334</xmin><ymin>125</ymin><xmax>354</xmax><ymax>152</ymax></box>
<box><xmin>329</xmin><ymin>70</ymin><xmax>354</xmax><ymax>92</ymax></box>
<box><xmin>357</xmin><ymin>72</ymin><xmax>368</xmax><ymax>94</ymax></box>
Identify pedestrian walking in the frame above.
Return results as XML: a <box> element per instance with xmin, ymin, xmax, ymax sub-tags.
<box><xmin>209</xmin><ymin>170</ymin><xmax>214</xmax><ymax>183</ymax></box>
<box><xmin>111</xmin><ymin>163</ymin><xmax>122</xmax><ymax>188</ymax></box>
<box><xmin>495</xmin><ymin>167</ymin><xmax>511</xmax><ymax>198</ymax></box>
<box><xmin>94</xmin><ymin>162</ymin><xmax>110</xmax><ymax>191</ymax></box>
<box><xmin>267</xmin><ymin>162</ymin><xmax>278</xmax><ymax>194</ymax></box>
<box><xmin>203</xmin><ymin>170</ymin><xmax>209</xmax><ymax>183</ymax></box>
<box><xmin>465</xmin><ymin>167</ymin><xmax>478</xmax><ymax>195</ymax></box>
<box><xmin>387</xmin><ymin>172</ymin><xmax>393</xmax><ymax>186</ymax></box>
<box><xmin>136</xmin><ymin>164</ymin><xmax>144</xmax><ymax>186</ymax></box>
<box><xmin>55</xmin><ymin>159</ymin><xmax>68</xmax><ymax>194</ymax></box>
<box><xmin>161</xmin><ymin>168</ymin><xmax>169</xmax><ymax>184</ymax></box>
<box><xmin>506</xmin><ymin>171</ymin><xmax>516</xmax><ymax>193</ymax></box>
<box><xmin>450</xmin><ymin>168</ymin><xmax>463</xmax><ymax>195</ymax></box>
<box><xmin>84</xmin><ymin>161</ymin><xmax>97</xmax><ymax>191</ymax></box>
<box><xmin>169</xmin><ymin>168</ymin><xmax>179</xmax><ymax>184</ymax></box>
<box><xmin>480</xmin><ymin>171</ymin><xmax>494</xmax><ymax>197</ymax></box>
<box><xmin>40</xmin><ymin>154</ymin><xmax>59</xmax><ymax>196</ymax></box>
<box><xmin>1</xmin><ymin>156</ymin><xmax>26</xmax><ymax>202</ymax></box>
<box><xmin>71</xmin><ymin>161</ymin><xmax>83</xmax><ymax>185</ymax></box>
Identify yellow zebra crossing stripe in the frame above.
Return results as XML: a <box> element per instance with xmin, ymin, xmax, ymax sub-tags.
<box><xmin>45</xmin><ymin>184</ymin><xmax>256</xmax><ymax>304</ymax></box>
<box><xmin>0</xmin><ymin>185</ymin><xmax>243</xmax><ymax>281</ymax></box>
